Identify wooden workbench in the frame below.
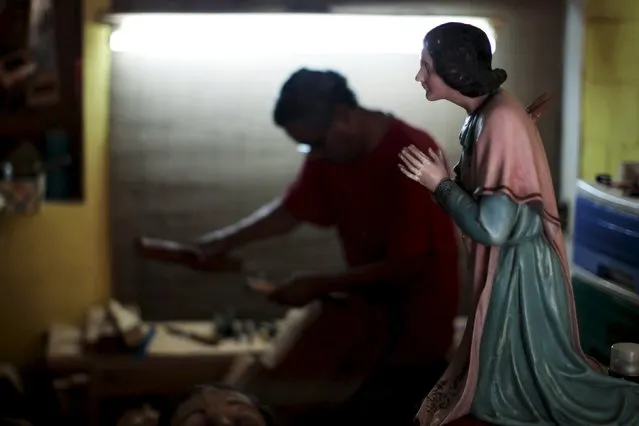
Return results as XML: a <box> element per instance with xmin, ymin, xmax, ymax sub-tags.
<box><xmin>46</xmin><ymin>322</ymin><xmax>270</xmax><ymax>426</ymax></box>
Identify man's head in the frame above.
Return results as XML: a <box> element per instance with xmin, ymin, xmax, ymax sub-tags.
<box><xmin>273</xmin><ymin>68</ymin><xmax>365</xmax><ymax>163</ymax></box>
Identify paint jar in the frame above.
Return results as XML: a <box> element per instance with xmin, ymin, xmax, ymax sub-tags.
<box><xmin>609</xmin><ymin>342</ymin><xmax>639</xmax><ymax>383</ymax></box>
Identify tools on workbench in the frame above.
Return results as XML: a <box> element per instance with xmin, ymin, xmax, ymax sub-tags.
<box><xmin>164</xmin><ymin>324</ymin><xmax>220</xmax><ymax>346</ymax></box>
<box><xmin>161</xmin><ymin>307</ymin><xmax>278</xmax><ymax>347</ymax></box>
<box><xmin>108</xmin><ymin>300</ymin><xmax>155</xmax><ymax>353</ymax></box>
<box><xmin>211</xmin><ymin>308</ymin><xmax>277</xmax><ymax>342</ymax></box>
<box><xmin>164</xmin><ymin>319</ymin><xmax>277</xmax><ymax>346</ymax></box>
<box><xmin>135</xmin><ymin>236</ymin><xmax>244</xmax><ymax>272</ymax></box>
<box><xmin>83</xmin><ymin>301</ymin><xmax>154</xmax><ymax>356</ymax></box>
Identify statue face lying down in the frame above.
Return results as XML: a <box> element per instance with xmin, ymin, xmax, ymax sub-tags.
<box><xmin>168</xmin><ymin>384</ymin><xmax>274</xmax><ymax>426</ymax></box>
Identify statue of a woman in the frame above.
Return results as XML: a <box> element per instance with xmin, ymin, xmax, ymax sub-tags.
<box><xmin>399</xmin><ymin>22</ymin><xmax>639</xmax><ymax>426</ymax></box>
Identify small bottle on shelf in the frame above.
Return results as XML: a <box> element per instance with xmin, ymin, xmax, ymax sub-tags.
<box><xmin>596</xmin><ymin>174</ymin><xmax>612</xmax><ymax>186</ymax></box>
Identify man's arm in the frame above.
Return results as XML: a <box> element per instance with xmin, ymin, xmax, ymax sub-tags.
<box><xmin>199</xmin><ymin>157</ymin><xmax>333</xmax><ymax>253</ymax></box>
<box><xmin>301</xmin><ymin>255</ymin><xmax>426</xmax><ymax>296</ymax></box>
<box><xmin>197</xmin><ymin>198</ymin><xmax>300</xmax><ymax>252</ymax></box>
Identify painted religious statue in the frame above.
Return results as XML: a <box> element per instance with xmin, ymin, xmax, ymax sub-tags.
<box><xmin>399</xmin><ymin>22</ymin><xmax>639</xmax><ymax>426</ymax></box>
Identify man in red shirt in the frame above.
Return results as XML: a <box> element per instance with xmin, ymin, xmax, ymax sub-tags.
<box><xmin>197</xmin><ymin>68</ymin><xmax>460</xmax><ymax>424</ymax></box>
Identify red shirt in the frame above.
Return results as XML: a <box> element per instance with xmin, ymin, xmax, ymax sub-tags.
<box><xmin>282</xmin><ymin>119</ymin><xmax>460</xmax><ymax>366</ymax></box>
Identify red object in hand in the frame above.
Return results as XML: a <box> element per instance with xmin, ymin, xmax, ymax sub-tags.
<box><xmin>134</xmin><ymin>237</ymin><xmax>243</xmax><ymax>272</ymax></box>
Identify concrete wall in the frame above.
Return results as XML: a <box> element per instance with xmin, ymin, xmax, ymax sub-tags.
<box><xmin>109</xmin><ymin>0</ymin><xmax>566</xmax><ymax>319</ymax></box>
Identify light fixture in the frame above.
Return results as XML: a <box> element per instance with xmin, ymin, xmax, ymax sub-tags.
<box><xmin>108</xmin><ymin>13</ymin><xmax>497</xmax><ymax>57</ymax></box>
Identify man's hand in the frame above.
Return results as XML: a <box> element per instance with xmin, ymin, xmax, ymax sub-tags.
<box><xmin>246</xmin><ymin>277</ymin><xmax>278</xmax><ymax>295</ymax></box>
<box><xmin>136</xmin><ymin>236</ymin><xmax>243</xmax><ymax>272</ymax></box>
<box><xmin>194</xmin><ymin>230</ymin><xmax>233</xmax><ymax>263</ymax></box>
<box><xmin>247</xmin><ymin>274</ymin><xmax>324</xmax><ymax>307</ymax></box>
<box><xmin>271</xmin><ymin>274</ymin><xmax>323</xmax><ymax>307</ymax></box>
